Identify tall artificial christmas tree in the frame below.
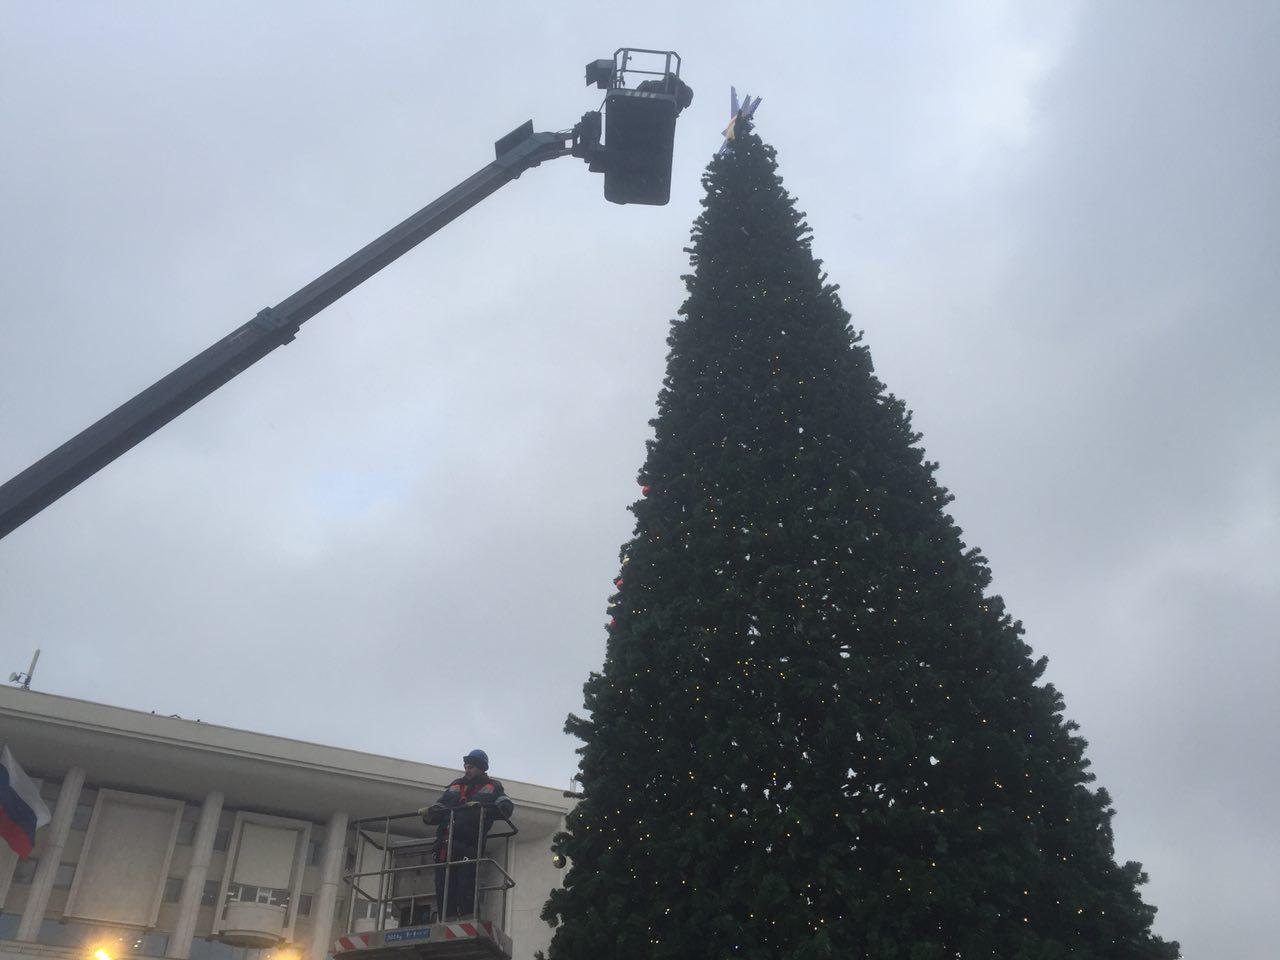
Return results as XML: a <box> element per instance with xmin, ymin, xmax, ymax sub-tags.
<box><xmin>543</xmin><ymin>121</ymin><xmax>1177</xmax><ymax>960</ymax></box>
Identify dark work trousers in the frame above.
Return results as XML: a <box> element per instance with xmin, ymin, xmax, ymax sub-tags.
<box><xmin>435</xmin><ymin>851</ymin><xmax>478</xmax><ymax>920</ymax></box>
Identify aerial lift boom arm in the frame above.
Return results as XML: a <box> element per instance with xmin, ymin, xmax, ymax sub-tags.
<box><xmin>0</xmin><ymin>126</ymin><xmax>568</xmax><ymax>540</ymax></box>
<box><xmin>0</xmin><ymin>48</ymin><xmax>691</xmax><ymax>541</ymax></box>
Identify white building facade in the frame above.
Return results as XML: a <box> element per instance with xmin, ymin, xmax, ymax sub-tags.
<box><xmin>0</xmin><ymin>689</ymin><xmax>571</xmax><ymax>960</ymax></box>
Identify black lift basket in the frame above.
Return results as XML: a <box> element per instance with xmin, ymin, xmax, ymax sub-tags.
<box><xmin>583</xmin><ymin>48</ymin><xmax>692</xmax><ymax>206</ymax></box>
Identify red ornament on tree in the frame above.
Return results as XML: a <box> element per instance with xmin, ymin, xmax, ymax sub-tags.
<box><xmin>614</xmin><ymin>577</ymin><xmax>624</xmax><ymax>588</ymax></box>
<box><xmin>641</xmin><ymin>485</ymin><xmax>651</xmax><ymax>495</ymax></box>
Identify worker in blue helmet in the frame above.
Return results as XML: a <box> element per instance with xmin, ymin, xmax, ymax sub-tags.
<box><xmin>419</xmin><ymin>749</ymin><xmax>513</xmax><ymax>921</ymax></box>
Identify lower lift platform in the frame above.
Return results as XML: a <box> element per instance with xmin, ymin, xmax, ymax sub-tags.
<box><xmin>334</xmin><ymin>921</ymin><xmax>512</xmax><ymax>960</ymax></box>
<box><xmin>333</xmin><ymin>808</ymin><xmax>518</xmax><ymax>960</ymax></box>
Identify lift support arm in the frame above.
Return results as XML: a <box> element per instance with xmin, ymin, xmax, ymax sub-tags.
<box><xmin>0</xmin><ymin>124</ymin><xmax>571</xmax><ymax>540</ymax></box>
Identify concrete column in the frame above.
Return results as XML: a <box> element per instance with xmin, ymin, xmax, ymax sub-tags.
<box><xmin>17</xmin><ymin>766</ymin><xmax>84</xmax><ymax>941</ymax></box>
<box><xmin>306</xmin><ymin>812</ymin><xmax>349</xmax><ymax>960</ymax></box>
<box><xmin>166</xmin><ymin>791</ymin><xmax>224</xmax><ymax>959</ymax></box>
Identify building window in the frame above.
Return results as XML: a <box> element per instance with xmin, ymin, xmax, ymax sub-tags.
<box><xmin>163</xmin><ymin>877</ymin><xmax>185</xmax><ymax>903</ymax></box>
<box><xmin>201</xmin><ymin>880</ymin><xmax>221</xmax><ymax>907</ymax></box>
<box><xmin>71</xmin><ymin>801</ymin><xmax>95</xmax><ymax>831</ymax></box>
<box><xmin>0</xmin><ymin>913</ymin><xmax>20</xmax><ymax>939</ymax></box>
<box><xmin>13</xmin><ymin>857</ymin><xmax>38</xmax><ymax>884</ymax></box>
<box><xmin>225</xmin><ymin>882</ymin><xmax>291</xmax><ymax>909</ymax></box>
<box><xmin>297</xmin><ymin>895</ymin><xmax>313</xmax><ymax>918</ymax></box>
<box><xmin>213</xmin><ymin>829</ymin><xmax>231</xmax><ymax>851</ymax></box>
<box><xmin>213</xmin><ymin>812</ymin><xmax>310</xmax><ymax>943</ymax></box>
<box><xmin>61</xmin><ymin>789</ymin><xmax>183</xmax><ymax>929</ymax></box>
<box><xmin>175</xmin><ymin>805</ymin><xmax>201</xmax><ymax>845</ymax></box>
<box><xmin>307</xmin><ymin>840</ymin><xmax>322</xmax><ymax>866</ymax></box>
<box><xmin>53</xmin><ymin>863</ymin><xmax>77</xmax><ymax>889</ymax></box>
<box><xmin>39</xmin><ymin>781</ymin><xmax>60</xmax><ymax>804</ymax></box>
<box><xmin>37</xmin><ymin>918</ymin><xmax>88</xmax><ymax>948</ymax></box>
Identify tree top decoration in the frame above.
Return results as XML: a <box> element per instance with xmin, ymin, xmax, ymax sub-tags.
<box><xmin>717</xmin><ymin>86</ymin><xmax>763</xmax><ymax>155</ymax></box>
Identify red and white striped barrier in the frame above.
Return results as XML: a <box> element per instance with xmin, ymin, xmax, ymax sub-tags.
<box><xmin>440</xmin><ymin>922</ymin><xmax>493</xmax><ymax>940</ymax></box>
<box><xmin>334</xmin><ymin>933</ymin><xmax>373</xmax><ymax>952</ymax></box>
<box><xmin>334</xmin><ymin>921</ymin><xmax>497</xmax><ymax>953</ymax></box>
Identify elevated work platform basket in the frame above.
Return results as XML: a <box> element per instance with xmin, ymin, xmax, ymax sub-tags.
<box><xmin>334</xmin><ymin>807</ymin><xmax>517</xmax><ymax>960</ymax></box>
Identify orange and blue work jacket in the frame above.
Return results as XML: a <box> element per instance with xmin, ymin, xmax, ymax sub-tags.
<box><xmin>426</xmin><ymin>775</ymin><xmax>511</xmax><ymax>862</ymax></box>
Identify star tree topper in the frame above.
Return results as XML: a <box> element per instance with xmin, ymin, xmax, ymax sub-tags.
<box><xmin>718</xmin><ymin>86</ymin><xmax>763</xmax><ymax>155</ymax></box>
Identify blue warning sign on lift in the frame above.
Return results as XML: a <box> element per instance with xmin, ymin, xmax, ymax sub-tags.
<box><xmin>386</xmin><ymin>929</ymin><xmax>432</xmax><ymax>944</ymax></box>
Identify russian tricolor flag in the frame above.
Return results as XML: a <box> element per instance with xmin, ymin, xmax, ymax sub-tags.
<box><xmin>1</xmin><ymin>745</ymin><xmax>52</xmax><ymax>859</ymax></box>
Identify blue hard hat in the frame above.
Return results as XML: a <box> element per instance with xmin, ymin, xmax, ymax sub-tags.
<box><xmin>463</xmin><ymin>749</ymin><xmax>489</xmax><ymax>770</ymax></box>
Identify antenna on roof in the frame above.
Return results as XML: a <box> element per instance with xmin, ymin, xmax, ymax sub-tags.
<box><xmin>8</xmin><ymin>648</ymin><xmax>40</xmax><ymax>690</ymax></box>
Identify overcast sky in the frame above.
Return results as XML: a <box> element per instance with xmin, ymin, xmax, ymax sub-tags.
<box><xmin>2</xmin><ymin>1</ymin><xmax>1276</xmax><ymax>955</ymax></box>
